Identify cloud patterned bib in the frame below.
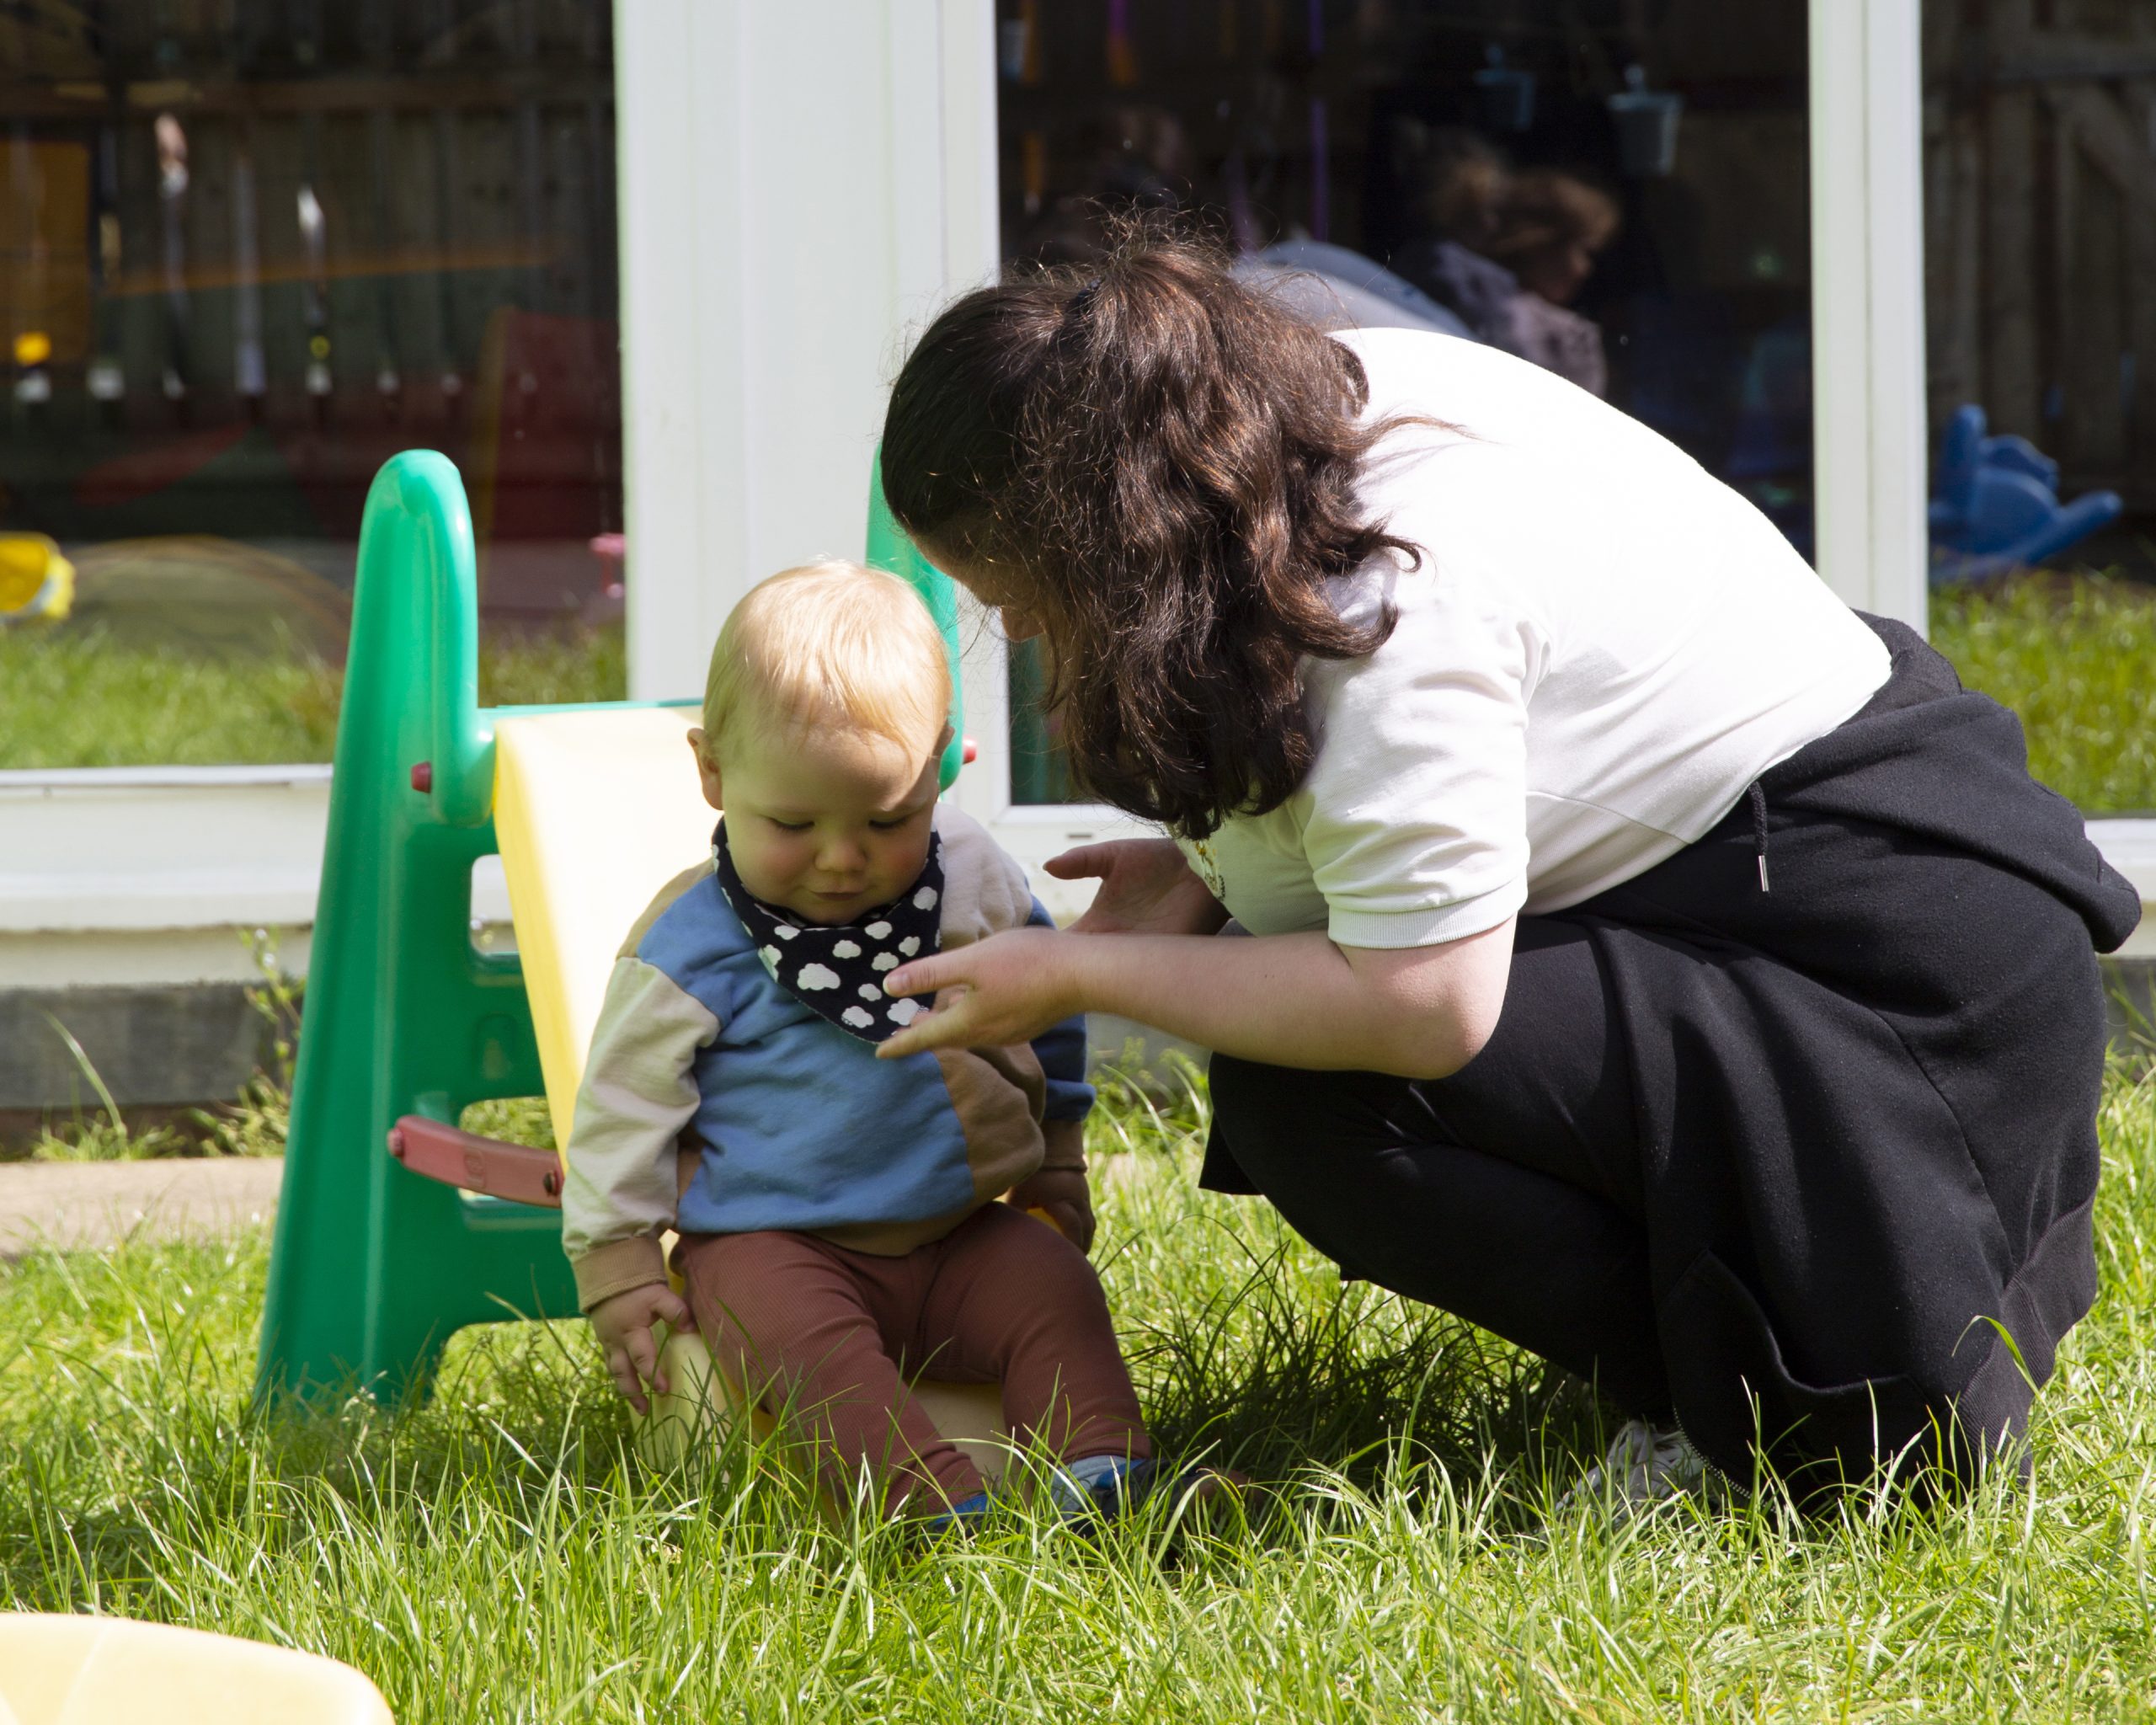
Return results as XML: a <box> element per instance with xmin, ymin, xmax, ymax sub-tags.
<box><xmin>712</xmin><ymin>821</ymin><xmax>943</xmax><ymax>1044</ymax></box>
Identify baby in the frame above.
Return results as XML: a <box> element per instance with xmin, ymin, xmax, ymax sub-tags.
<box><xmin>562</xmin><ymin>559</ymin><xmax>1155</xmax><ymax>1525</ymax></box>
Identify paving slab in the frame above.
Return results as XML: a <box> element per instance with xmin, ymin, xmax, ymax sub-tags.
<box><xmin>0</xmin><ymin>1156</ymin><xmax>283</xmax><ymax>1258</ymax></box>
<box><xmin>0</xmin><ymin>1152</ymin><xmax>1155</xmax><ymax>1261</ymax></box>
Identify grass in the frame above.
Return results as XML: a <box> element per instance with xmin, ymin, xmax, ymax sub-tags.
<box><xmin>1930</xmin><ymin>570</ymin><xmax>2156</xmax><ymax>814</ymax></box>
<box><xmin>5</xmin><ymin>1063</ymin><xmax>2156</xmax><ymax>1721</ymax></box>
<box><xmin>0</xmin><ymin>624</ymin><xmax>627</xmax><ymax>771</ymax></box>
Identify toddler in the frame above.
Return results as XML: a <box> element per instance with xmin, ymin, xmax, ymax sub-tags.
<box><xmin>562</xmin><ymin>560</ymin><xmax>1155</xmax><ymax>1523</ymax></box>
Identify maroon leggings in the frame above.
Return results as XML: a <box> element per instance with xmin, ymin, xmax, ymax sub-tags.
<box><xmin>675</xmin><ymin>1204</ymin><xmax>1150</xmax><ymax>1512</ymax></box>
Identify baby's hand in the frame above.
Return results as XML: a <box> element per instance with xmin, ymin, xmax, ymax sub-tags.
<box><xmin>589</xmin><ymin>1281</ymin><xmax>692</xmax><ymax>1414</ymax></box>
<box><xmin>1007</xmin><ymin>1167</ymin><xmax>1096</xmax><ymax>1254</ymax></box>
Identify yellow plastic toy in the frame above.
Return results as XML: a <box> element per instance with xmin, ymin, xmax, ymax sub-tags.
<box><xmin>0</xmin><ymin>534</ymin><xmax>75</xmax><ymax>623</ymax></box>
<box><xmin>0</xmin><ymin>1614</ymin><xmax>392</xmax><ymax>1725</ymax></box>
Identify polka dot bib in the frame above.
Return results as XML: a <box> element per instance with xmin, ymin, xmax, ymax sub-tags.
<box><xmin>712</xmin><ymin>821</ymin><xmax>944</xmax><ymax>1045</ymax></box>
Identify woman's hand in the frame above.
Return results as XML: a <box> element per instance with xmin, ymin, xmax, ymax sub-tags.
<box><xmin>877</xmin><ymin>927</ymin><xmax>1077</xmax><ymax>1058</ymax></box>
<box><xmin>1046</xmin><ymin>838</ymin><xmax>1229</xmax><ymax>937</ymax></box>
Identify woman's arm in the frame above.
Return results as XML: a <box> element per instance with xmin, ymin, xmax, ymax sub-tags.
<box><xmin>878</xmin><ymin>916</ymin><xmax>1516</xmax><ymax>1081</ymax></box>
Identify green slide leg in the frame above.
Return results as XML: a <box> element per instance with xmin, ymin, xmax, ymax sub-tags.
<box><xmin>255</xmin><ymin>451</ymin><xmax>577</xmax><ymax>1407</ymax></box>
<box><xmin>866</xmin><ymin>457</ymin><xmax>965</xmax><ymax>791</ymax></box>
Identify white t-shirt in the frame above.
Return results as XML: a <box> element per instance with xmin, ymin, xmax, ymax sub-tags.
<box><xmin>1176</xmin><ymin>327</ymin><xmax>1892</xmax><ymax>948</ymax></box>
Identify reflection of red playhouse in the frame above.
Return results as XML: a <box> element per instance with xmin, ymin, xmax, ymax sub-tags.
<box><xmin>469</xmin><ymin>308</ymin><xmax>624</xmax><ymax>626</ymax></box>
<box><xmin>1</xmin><ymin>15</ymin><xmax>625</xmax><ymax>633</ymax></box>
<box><xmin>44</xmin><ymin>309</ymin><xmax>622</xmax><ymax>637</ymax></box>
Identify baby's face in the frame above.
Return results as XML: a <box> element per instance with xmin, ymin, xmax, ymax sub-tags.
<box><xmin>694</xmin><ymin>718</ymin><xmax>941</xmax><ymax>926</ymax></box>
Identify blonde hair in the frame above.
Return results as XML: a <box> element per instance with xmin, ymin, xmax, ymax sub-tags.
<box><xmin>700</xmin><ymin>561</ymin><xmax>951</xmax><ymax>761</ymax></box>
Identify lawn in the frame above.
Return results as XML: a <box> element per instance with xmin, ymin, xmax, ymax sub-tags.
<box><xmin>0</xmin><ymin>624</ymin><xmax>627</xmax><ymax>772</ymax></box>
<box><xmin>5</xmin><ymin>1065</ymin><xmax>2156</xmax><ymax>1722</ymax></box>
<box><xmin>1931</xmin><ymin>572</ymin><xmax>2156</xmax><ymax>814</ymax></box>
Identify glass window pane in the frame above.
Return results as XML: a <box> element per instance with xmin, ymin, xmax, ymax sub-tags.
<box><xmin>0</xmin><ymin>2</ymin><xmax>622</xmax><ymax>769</ymax></box>
<box><xmin>1922</xmin><ymin>3</ymin><xmax>2156</xmax><ymax>815</ymax></box>
<box><xmin>995</xmin><ymin>0</ymin><xmax>1812</xmax><ymax>803</ymax></box>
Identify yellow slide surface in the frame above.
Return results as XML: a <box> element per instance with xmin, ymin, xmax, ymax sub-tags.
<box><xmin>0</xmin><ymin>1615</ymin><xmax>392</xmax><ymax>1725</ymax></box>
<box><xmin>488</xmin><ymin>708</ymin><xmax>1010</xmax><ymax>1481</ymax></box>
<box><xmin>492</xmin><ymin>705</ymin><xmax>711</xmax><ymax>1139</ymax></box>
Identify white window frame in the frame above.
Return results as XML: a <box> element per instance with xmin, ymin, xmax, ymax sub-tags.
<box><xmin>27</xmin><ymin>0</ymin><xmax>2156</xmax><ymax>992</ymax></box>
<box><xmin>949</xmin><ymin>0</ymin><xmax>2141</xmax><ymax>945</ymax></box>
<box><xmin>613</xmin><ymin>0</ymin><xmax>1145</xmax><ymax>916</ymax></box>
<box><xmin>1809</xmin><ymin>0</ymin><xmax>1929</xmax><ymax>633</ymax></box>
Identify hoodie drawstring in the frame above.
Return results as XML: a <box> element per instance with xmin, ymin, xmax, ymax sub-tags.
<box><xmin>1748</xmin><ymin>781</ymin><xmax>1771</xmax><ymax>894</ymax></box>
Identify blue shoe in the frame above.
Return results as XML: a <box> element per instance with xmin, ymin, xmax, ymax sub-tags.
<box><xmin>909</xmin><ymin>1488</ymin><xmax>992</xmax><ymax>1541</ymax></box>
<box><xmin>1054</xmin><ymin>1455</ymin><xmax>1244</xmax><ymax>1532</ymax></box>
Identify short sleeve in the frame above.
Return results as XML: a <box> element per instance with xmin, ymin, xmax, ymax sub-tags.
<box><xmin>1296</xmin><ymin>565</ymin><xmax>1533</xmax><ymax>948</ymax></box>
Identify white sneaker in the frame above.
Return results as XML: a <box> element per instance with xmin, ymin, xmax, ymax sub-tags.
<box><xmin>1561</xmin><ymin>1418</ymin><xmax>1719</xmax><ymax>1514</ymax></box>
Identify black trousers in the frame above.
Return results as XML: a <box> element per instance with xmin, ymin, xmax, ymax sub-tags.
<box><xmin>1205</xmin><ymin>619</ymin><xmax>2142</xmax><ymax>1489</ymax></box>
<box><xmin>1209</xmin><ymin>916</ymin><xmax>1674</xmax><ymax>1415</ymax></box>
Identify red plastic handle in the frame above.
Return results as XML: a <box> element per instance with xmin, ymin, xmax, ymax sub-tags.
<box><xmin>387</xmin><ymin>1114</ymin><xmax>563</xmax><ymax>1208</ymax></box>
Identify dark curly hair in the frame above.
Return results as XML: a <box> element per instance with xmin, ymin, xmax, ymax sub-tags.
<box><xmin>879</xmin><ymin>226</ymin><xmax>1428</xmax><ymax>840</ymax></box>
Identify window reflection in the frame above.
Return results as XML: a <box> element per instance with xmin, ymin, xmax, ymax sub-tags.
<box><xmin>995</xmin><ymin>0</ymin><xmax>1812</xmax><ymax>803</ymax></box>
<box><xmin>0</xmin><ymin>2</ymin><xmax>622</xmax><ymax>769</ymax></box>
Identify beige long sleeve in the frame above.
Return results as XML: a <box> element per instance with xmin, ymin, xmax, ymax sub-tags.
<box><xmin>560</xmin><ymin>954</ymin><xmax>720</xmax><ymax>1311</ymax></box>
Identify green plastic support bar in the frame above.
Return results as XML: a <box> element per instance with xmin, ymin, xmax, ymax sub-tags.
<box><xmin>371</xmin><ymin>457</ymin><xmax>703</xmax><ymax>825</ymax></box>
<box><xmin>866</xmin><ymin>454</ymin><xmax>965</xmax><ymax>791</ymax></box>
<box><xmin>376</xmin><ymin>451</ymin><xmax>496</xmax><ymax>827</ymax></box>
<box><xmin>257</xmin><ymin>452</ymin><xmax>579</xmax><ymax>1406</ymax></box>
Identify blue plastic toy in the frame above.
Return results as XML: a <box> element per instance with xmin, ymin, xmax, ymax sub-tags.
<box><xmin>1928</xmin><ymin>404</ymin><xmax>2122</xmax><ymax>585</ymax></box>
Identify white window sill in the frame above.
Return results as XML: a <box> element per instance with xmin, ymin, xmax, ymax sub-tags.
<box><xmin>1</xmin><ymin>770</ymin><xmax>2150</xmax><ymax>971</ymax></box>
<box><xmin>0</xmin><ymin>766</ymin><xmax>509</xmax><ymax>940</ymax></box>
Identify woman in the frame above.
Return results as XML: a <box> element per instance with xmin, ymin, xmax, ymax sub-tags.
<box><xmin>872</xmin><ymin>233</ymin><xmax>2138</xmax><ymax>1503</ymax></box>
<box><xmin>1389</xmin><ymin>126</ymin><xmax>1619</xmax><ymax>395</ymax></box>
